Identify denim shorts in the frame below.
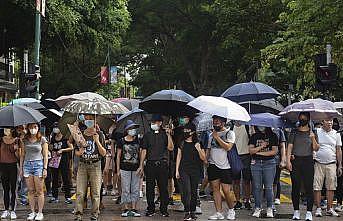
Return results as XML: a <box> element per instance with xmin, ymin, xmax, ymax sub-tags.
<box><xmin>23</xmin><ymin>160</ymin><xmax>44</xmax><ymax>178</ymax></box>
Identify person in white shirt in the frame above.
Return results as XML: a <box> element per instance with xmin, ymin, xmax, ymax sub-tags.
<box><xmin>314</xmin><ymin>118</ymin><xmax>342</xmax><ymax>217</ymax></box>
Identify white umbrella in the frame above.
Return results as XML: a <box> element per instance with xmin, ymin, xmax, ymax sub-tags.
<box><xmin>334</xmin><ymin>102</ymin><xmax>343</xmax><ymax>110</ymax></box>
<box><xmin>55</xmin><ymin>92</ymin><xmax>107</xmax><ymax>107</ymax></box>
<box><xmin>187</xmin><ymin>96</ymin><xmax>251</xmax><ymax>122</ymax></box>
<box><xmin>193</xmin><ymin>113</ymin><xmax>213</xmax><ymax>132</ymax></box>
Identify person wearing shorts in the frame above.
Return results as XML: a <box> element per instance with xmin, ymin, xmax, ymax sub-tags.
<box><xmin>207</xmin><ymin>116</ymin><xmax>236</xmax><ymax>220</ymax></box>
<box><xmin>313</xmin><ymin>118</ymin><xmax>342</xmax><ymax>217</ymax></box>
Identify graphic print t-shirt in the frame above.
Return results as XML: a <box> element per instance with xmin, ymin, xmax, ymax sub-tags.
<box><xmin>117</xmin><ymin>137</ymin><xmax>141</xmax><ymax>171</ymax></box>
<box><xmin>79</xmin><ymin>132</ymin><xmax>104</xmax><ymax>162</ymax></box>
<box><xmin>248</xmin><ymin>132</ymin><xmax>278</xmax><ymax>160</ymax></box>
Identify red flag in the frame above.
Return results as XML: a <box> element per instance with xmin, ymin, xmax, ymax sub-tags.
<box><xmin>100</xmin><ymin>66</ymin><xmax>109</xmax><ymax>84</ymax></box>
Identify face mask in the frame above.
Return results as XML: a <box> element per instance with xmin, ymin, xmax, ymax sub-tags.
<box><xmin>183</xmin><ymin>131</ymin><xmax>193</xmax><ymax>139</ymax></box>
<box><xmin>213</xmin><ymin>125</ymin><xmax>222</xmax><ymax>132</ymax></box>
<box><xmin>298</xmin><ymin>119</ymin><xmax>309</xmax><ymax>127</ymax></box>
<box><xmin>4</xmin><ymin>128</ymin><xmax>11</xmax><ymax>136</ymax></box>
<box><xmin>257</xmin><ymin>126</ymin><xmax>266</xmax><ymax>132</ymax></box>
<box><xmin>84</xmin><ymin>120</ymin><xmax>95</xmax><ymax>128</ymax></box>
<box><xmin>151</xmin><ymin>123</ymin><xmax>160</xmax><ymax>131</ymax></box>
<box><xmin>127</xmin><ymin>129</ymin><xmax>138</xmax><ymax>136</ymax></box>
<box><xmin>78</xmin><ymin>114</ymin><xmax>85</xmax><ymax>121</ymax></box>
<box><xmin>30</xmin><ymin>128</ymin><xmax>38</xmax><ymax>135</ymax></box>
<box><xmin>53</xmin><ymin>128</ymin><xmax>60</xmax><ymax>134</ymax></box>
<box><xmin>179</xmin><ymin>117</ymin><xmax>189</xmax><ymax>126</ymax></box>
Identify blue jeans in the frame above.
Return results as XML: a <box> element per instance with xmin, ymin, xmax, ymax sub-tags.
<box><xmin>251</xmin><ymin>158</ymin><xmax>276</xmax><ymax>208</ymax></box>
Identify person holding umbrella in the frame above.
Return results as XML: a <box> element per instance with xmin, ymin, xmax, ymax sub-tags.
<box><xmin>137</xmin><ymin>114</ymin><xmax>174</xmax><ymax>217</ymax></box>
<box><xmin>74</xmin><ymin>114</ymin><xmax>107</xmax><ymax>221</ymax></box>
<box><xmin>19</xmin><ymin>123</ymin><xmax>49</xmax><ymax>221</ymax></box>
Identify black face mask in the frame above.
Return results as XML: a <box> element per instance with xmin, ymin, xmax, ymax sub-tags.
<box><xmin>298</xmin><ymin>119</ymin><xmax>309</xmax><ymax>127</ymax></box>
<box><xmin>183</xmin><ymin>132</ymin><xmax>192</xmax><ymax>139</ymax></box>
<box><xmin>213</xmin><ymin>125</ymin><xmax>222</xmax><ymax>132</ymax></box>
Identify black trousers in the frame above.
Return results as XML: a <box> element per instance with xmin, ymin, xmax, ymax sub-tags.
<box><xmin>179</xmin><ymin>169</ymin><xmax>200</xmax><ymax>212</ymax></box>
<box><xmin>51</xmin><ymin>157</ymin><xmax>71</xmax><ymax>199</ymax></box>
<box><xmin>336</xmin><ymin>174</ymin><xmax>343</xmax><ymax>205</ymax></box>
<box><xmin>0</xmin><ymin>163</ymin><xmax>17</xmax><ymax>210</ymax></box>
<box><xmin>145</xmin><ymin>161</ymin><xmax>169</xmax><ymax>213</ymax></box>
<box><xmin>290</xmin><ymin>156</ymin><xmax>314</xmax><ymax>211</ymax></box>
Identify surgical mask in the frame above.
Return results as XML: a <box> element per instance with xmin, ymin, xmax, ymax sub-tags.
<box><xmin>4</xmin><ymin>128</ymin><xmax>11</xmax><ymax>136</ymax></box>
<box><xmin>53</xmin><ymin>128</ymin><xmax>60</xmax><ymax>134</ymax></box>
<box><xmin>127</xmin><ymin>129</ymin><xmax>138</xmax><ymax>136</ymax></box>
<box><xmin>213</xmin><ymin>125</ymin><xmax>222</xmax><ymax>132</ymax></box>
<box><xmin>78</xmin><ymin>114</ymin><xmax>85</xmax><ymax>121</ymax></box>
<box><xmin>179</xmin><ymin>117</ymin><xmax>189</xmax><ymax>126</ymax></box>
<box><xmin>298</xmin><ymin>119</ymin><xmax>309</xmax><ymax>127</ymax></box>
<box><xmin>151</xmin><ymin>123</ymin><xmax>160</xmax><ymax>131</ymax></box>
<box><xmin>84</xmin><ymin>120</ymin><xmax>95</xmax><ymax>128</ymax></box>
<box><xmin>30</xmin><ymin>128</ymin><xmax>38</xmax><ymax>135</ymax></box>
<box><xmin>257</xmin><ymin>126</ymin><xmax>266</xmax><ymax>132</ymax></box>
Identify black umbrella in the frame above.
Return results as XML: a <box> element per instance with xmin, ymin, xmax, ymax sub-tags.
<box><xmin>0</xmin><ymin>105</ymin><xmax>46</xmax><ymax>127</ymax></box>
<box><xmin>119</xmin><ymin>99</ymin><xmax>140</xmax><ymax>111</ymax></box>
<box><xmin>239</xmin><ymin>99</ymin><xmax>284</xmax><ymax>114</ymax></box>
<box><xmin>139</xmin><ymin>89</ymin><xmax>197</xmax><ymax>116</ymax></box>
<box><xmin>116</xmin><ymin>109</ymin><xmax>151</xmax><ymax>135</ymax></box>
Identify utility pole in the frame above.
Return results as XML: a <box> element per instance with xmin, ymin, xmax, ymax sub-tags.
<box><xmin>34</xmin><ymin>0</ymin><xmax>42</xmax><ymax>99</ymax></box>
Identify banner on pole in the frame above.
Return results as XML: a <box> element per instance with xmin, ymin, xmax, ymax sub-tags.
<box><xmin>110</xmin><ymin>66</ymin><xmax>118</xmax><ymax>84</ymax></box>
<box><xmin>100</xmin><ymin>66</ymin><xmax>109</xmax><ymax>84</ymax></box>
<box><xmin>41</xmin><ymin>0</ymin><xmax>46</xmax><ymax>17</ymax></box>
<box><xmin>36</xmin><ymin>0</ymin><xmax>41</xmax><ymax>12</ymax></box>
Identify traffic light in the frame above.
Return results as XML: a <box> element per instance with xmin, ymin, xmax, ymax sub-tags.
<box><xmin>314</xmin><ymin>53</ymin><xmax>337</xmax><ymax>85</ymax></box>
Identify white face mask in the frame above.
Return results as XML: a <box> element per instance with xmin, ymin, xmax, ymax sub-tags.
<box><xmin>29</xmin><ymin>128</ymin><xmax>38</xmax><ymax>135</ymax></box>
<box><xmin>127</xmin><ymin>129</ymin><xmax>138</xmax><ymax>136</ymax></box>
<box><xmin>151</xmin><ymin>123</ymin><xmax>160</xmax><ymax>131</ymax></box>
<box><xmin>53</xmin><ymin>128</ymin><xmax>60</xmax><ymax>134</ymax></box>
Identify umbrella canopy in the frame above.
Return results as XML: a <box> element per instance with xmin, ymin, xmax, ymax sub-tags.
<box><xmin>279</xmin><ymin>98</ymin><xmax>341</xmax><ymax>120</ymax></box>
<box><xmin>244</xmin><ymin>113</ymin><xmax>284</xmax><ymax>128</ymax></box>
<box><xmin>334</xmin><ymin>102</ymin><xmax>343</xmax><ymax>110</ymax></box>
<box><xmin>11</xmin><ymin>102</ymin><xmax>45</xmax><ymax>110</ymax></box>
<box><xmin>187</xmin><ymin>96</ymin><xmax>251</xmax><ymax>122</ymax></box>
<box><xmin>0</xmin><ymin>105</ymin><xmax>46</xmax><ymax>127</ymax></box>
<box><xmin>119</xmin><ymin>99</ymin><xmax>140</xmax><ymax>111</ymax></box>
<box><xmin>139</xmin><ymin>89</ymin><xmax>197</xmax><ymax>116</ymax></box>
<box><xmin>221</xmin><ymin>81</ymin><xmax>280</xmax><ymax>103</ymax></box>
<box><xmin>239</xmin><ymin>99</ymin><xmax>284</xmax><ymax>114</ymax></box>
<box><xmin>55</xmin><ymin>92</ymin><xmax>107</xmax><ymax>108</ymax></box>
<box><xmin>111</xmin><ymin>97</ymin><xmax>128</xmax><ymax>103</ymax></box>
<box><xmin>116</xmin><ymin>108</ymin><xmax>151</xmax><ymax>135</ymax></box>
<box><xmin>11</xmin><ymin>98</ymin><xmax>41</xmax><ymax>104</ymax></box>
<box><xmin>63</xmin><ymin>98</ymin><xmax>129</xmax><ymax>115</ymax></box>
<box><xmin>40</xmin><ymin>109</ymin><xmax>63</xmax><ymax>128</ymax></box>
<box><xmin>41</xmin><ymin>98</ymin><xmax>60</xmax><ymax>110</ymax></box>
<box><xmin>192</xmin><ymin>113</ymin><xmax>213</xmax><ymax>132</ymax></box>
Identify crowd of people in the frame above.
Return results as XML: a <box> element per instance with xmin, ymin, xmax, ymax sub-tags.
<box><xmin>0</xmin><ymin>111</ymin><xmax>342</xmax><ymax>221</ymax></box>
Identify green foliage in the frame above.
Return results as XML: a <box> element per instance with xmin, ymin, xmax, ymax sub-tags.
<box><xmin>96</xmin><ymin>77</ymin><xmax>126</xmax><ymax>99</ymax></box>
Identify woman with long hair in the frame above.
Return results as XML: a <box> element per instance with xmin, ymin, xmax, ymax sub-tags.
<box><xmin>19</xmin><ymin>123</ymin><xmax>49</xmax><ymax>221</ymax></box>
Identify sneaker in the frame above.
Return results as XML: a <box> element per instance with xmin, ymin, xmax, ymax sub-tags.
<box><xmin>73</xmin><ymin>216</ymin><xmax>82</xmax><ymax>221</ymax></box>
<box><xmin>65</xmin><ymin>198</ymin><xmax>73</xmax><ymax>204</ymax></box>
<box><xmin>1</xmin><ymin>210</ymin><xmax>9</xmax><ymax>219</ymax></box>
<box><xmin>320</xmin><ymin>200</ymin><xmax>327</xmax><ymax>209</ymax></box>
<box><xmin>292</xmin><ymin>210</ymin><xmax>300</xmax><ymax>220</ymax></box>
<box><xmin>234</xmin><ymin>201</ymin><xmax>242</xmax><ymax>210</ymax></box>
<box><xmin>161</xmin><ymin>211</ymin><xmax>170</xmax><ymax>217</ymax></box>
<box><xmin>244</xmin><ymin>201</ymin><xmax>252</xmax><ymax>210</ymax></box>
<box><xmin>266</xmin><ymin>208</ymin><xmax>274</xmax><ymax>218</ymax></box>
<box><xmin>131</xmin><ymin>210</ymin><xmax>141</xmax><ymax>217</ymax></box>
<box><xmin>199</xmin><ymin>191</ymin><xmax>207</xmax><ymax>198</ymax></box>
<box><xmin>252</xmin><ymin>208</ymin><xmax>261</xmax><ymax>218</ymax></box>
<box><xmin>145</xmin><ymin>210</ymin><xmax>155</xmax><ymax>217</ymax></box>
<box><xmin>184</xmin><ymin>212</ymin><xmax>192</xmax><ymax>221</ymax></box>
<box><xmin>90</xmin><ymin>215</ymin><xmax>97</xmax><ymax>221</ymax></box>
<box><xmin>208</xmin><ymin>212</ymin><xmax>225</xmax><ymax>220</ymax></box>
<box><xmin>27</xmin><ymin>212</ymin><xmax>36</xmax><ymax>221</ymax></box>
<box><xmin>49</xmin><ymin>197</ymin><xmax>59</xmax><ymax>203</ymax></box>
<box><xmin>272</xmin><ymin>204</ymin><xmax>277</xmax><ymax>213</ymax></box>
<box><xmin>305</xmin><ymin>211</ymin><xmax>313</xmax><ymax>221</ymax></box>
<box><xmin>335</xmin><ymin>204</ymin><xmax>343</xmax><ymax>212</ymax></box>
<box><xmin>227</xmin><ymin>209</ymin><xmax>236</xmax><ymax>220</ymax></box>
<box><xmin>47</xmin><ymin>192</ymin><xmax>53</xmax><ymax>197</ymax></box>
<box><xmin>315</xmin><ymin>208</ymin><xmax>322</xmax><ymax>217</ymax></box>
<box><xmin>10</xmin><ymin>211</ymin><xmax>17</xmax><ymax>220</ymax></box>
<box><xmin>121</xmin><ymin>209</ymin><xmax>130</xmax><ymax>217</ymax></box>
<box><xmin>274</xmin><ymin>198</ymin><xmax>281</xmax><ymax>205</ymax></box>
<box><xmin>139</xmin><ymin>191</ymin><xmax>144</xmax><ymax>198</ymax></box>
<box><xmin>195</xmin><ymin>206</ymin><xmax>202</xmax><ymax>215</ymax></box>
<box><xmin>326</xmin><ymin>208</ymin><xmax>340</xmax><ymax>217</ymax></box>
<box><xmin>34</xmin><ymin>213</ymin><xmax>44</xmax><ymax>221</ymax></box>
<box><xmin>155</xmin><ymin>197</ymin><xmax>160</xmax><ymax>204</ymax></box>
<box><xmin>191</xmin><ymin>212</ymin><xmax>197</xmax><ymax>220</ymax></box>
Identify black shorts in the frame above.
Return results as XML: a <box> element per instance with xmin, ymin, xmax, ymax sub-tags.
<box><xmin>207</xmin><ymin>164</ymin><xmax>232</xmax><ymax>184</ymax></box>
<box><xmin>233</xmin><ymin>154</ymin><xmax>252</xmax><ymax>181</ymax></box>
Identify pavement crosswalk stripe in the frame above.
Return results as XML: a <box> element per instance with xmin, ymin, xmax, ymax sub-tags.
<box><xmin>280</xmin><ymin>177</ymin><xmax>292</xmax><ymax>185</ymax></box>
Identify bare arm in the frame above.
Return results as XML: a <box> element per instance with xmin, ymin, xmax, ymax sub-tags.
<box><xmin>256</xmin><ymin>146</ymin><xmax>278</xmax><ymax>156</ymax></box>
<box><xmin>249</xmin><ymin>144</ymin><xmax>263</xmax><ymax>155</ymax></box>
<box><xmin>337</xmin><ymin>146</ymin><xmax>342</xmax><ymax>168</ymax></box>
<box><xmin>195</xmin><ymin>143</ymin><xmax>206</xmax><ymax>162</ymax></box>
<box><xmin>167</xmin><ymin>133</ymin><xmax>174</xmax><ymax>151</ymax></box>
<box><xmin>116</xmin><ymin>148</ymin><xmax>122</xmax><ymax>174</ymax></box>
<box><xmin>139</xmin><ymin>149</ymin><xmax>147</xmax><ymax>169</ymax></box>
<box><xmin>311</xmin><ymin>132</ymin><xmax>320</xmax><ymax>151</ymax></box>
<box><xmin>19</xmin><ymin>140</ymin><xmax>25</xmax><ymax>172</ymax></box>
<box><xmin>42</xmin><ymin>142</ymin><xmax>49</xmax><ymax>169</ymax></box>
<box><xmin>280</xmin><ymin>142</ymin><xmax>286</xmax><ymax>163</ymax></box>
<box><xmin>94</xmin><ymin>134</ymin><xmax>106</xmax><ymax>157</ymax></box>
<box><xmin>175</xmin><ymin>148</ymin><xmax>182</xmax><ymax>177</ymax></box>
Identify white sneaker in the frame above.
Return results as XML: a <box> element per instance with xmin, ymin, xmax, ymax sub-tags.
<box><xmin>252</xmin><ymin>208</ymin><xmax>262</xmax><ymax>218</ymax></box>
<box><xmin>274</xmin><ymin>198</ymin><xmax>281</xmax><ymax>205</ymax></box>
<box><xmin>266</xmin><ymin>208</ymin><xmax>274</xmax><ymax>218</ymax></box>
<box><xmin>1</xmin><ymin>210</ymin><xmax>9</xmax><ymax>219</ymax></box>
<box><xmin>208</xmin><ymin>212</ymin><xmax>225</xmax><ymax>220</ymax></box>
<box><xmin>327</xmin><ymin>208</ymin><xmax>340</xmax><ymax>217</ymax></box>
<box><xmin>35</xmin><ymin>213</ymin><xmax>44</xmax><ymax>221</ymax></box>
<box><xmin>226</xmin><ymin>209</ymin><xmax>235</xmax><ymax>220</ymax></box>
<box><xmin>27</xmin><ymin>212</ymin><xmax>36</xmax><ymax>221</ymax></box>
<box><xmin>195</xmin><ymin>206</ymin><xmax>202</xmax><ymax>215</ymax></box>
<box><xmin>335</xmin><ymin>204</ymin><xmax>343</xmax><ymax>212</ymax></box>
<box><xmin>292</xmin><ymin>210</ymin><xmax>300</xmax><ymax>220</ymax></box>
<box><xmin>121</xmin><ymin>210</ymin><xmax>130</xmax><ymax>217</ymax></box>
<box><xmin>305</xmin><ymin>211</ymin><xmax>313</xmax><ymax>221</ymax></box>
<box><xmin>10</xmin><ymin>211</ymin><xmax>17</xmax><ymax>220</ymax></box>
<box><xmin>315</xmin><ymin>207</ymin><xmax>322</xmax><ymax>217</ymax></box>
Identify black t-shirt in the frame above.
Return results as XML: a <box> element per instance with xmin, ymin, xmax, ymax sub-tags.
<box><xmin>179</xmin><ymin>141</ymin><xmax>203</xmax><ymax>173</ymax></box>
<box><xmin>248</xmin><ymin>132</ymin><xmax>278</xmax><ymax>160</ymax></box>
<box><xmin>142</xmin><ymin>130</ymin><xmax>169</xmax><ymax>161</ymax></box>
<box><xmin>78</xmin><ymin>131</ymin><xmax>105</xmax><ymax>162</ymax></box>
<box><xmin>51</xmin><ymin>135</ymin><xmax>71</xmax><ymax>162</ymax></box>
<box><xmin>117</xmin><ymin>137</ymin><xmax>141</xmax><ymax>171</ymax></box>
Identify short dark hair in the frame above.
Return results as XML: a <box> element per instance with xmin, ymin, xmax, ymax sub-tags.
<box><xmin>212</xmin><ymin>115</ymin><xmax>227</xmax><ymax>123</ymax></box>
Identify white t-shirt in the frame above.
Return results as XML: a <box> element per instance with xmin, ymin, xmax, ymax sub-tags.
<box><xmin>315</xmin><ymin>128</ymin><xmax>342</xmax><ymax>164</ymax></box>
<box><xmin>208</xmin><ymin>129</ymin><xmax>235</xmax><ymax>169</ymax></box>
<box><xmin>233</xmin><ymin>125</ymin><xmax>249</xmax><ymax>155</ymax></box>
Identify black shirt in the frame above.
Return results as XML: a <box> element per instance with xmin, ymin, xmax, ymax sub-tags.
<box><xmin>142</xmin><ymin>130</ymin><xmax>169</xmax><ymax>161</ymax></box>
<box><xmin>248</xmin><ymin>132</ymin><xmax>278</xmax><ymax>160</ymax></box>
<box><xmin>51</xmin><ymin>135</ymin><xmax>71</xmax><ymax>162</ymax></box>
<box><xmin>117</xmin><ymin>137</ymin><xmax>141</xmax><ymax>171</ymax></box>
<box><xmin>179</xmin><ymin>141</ymin><xmax>203</xmax><ymax>173</ymax></box>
